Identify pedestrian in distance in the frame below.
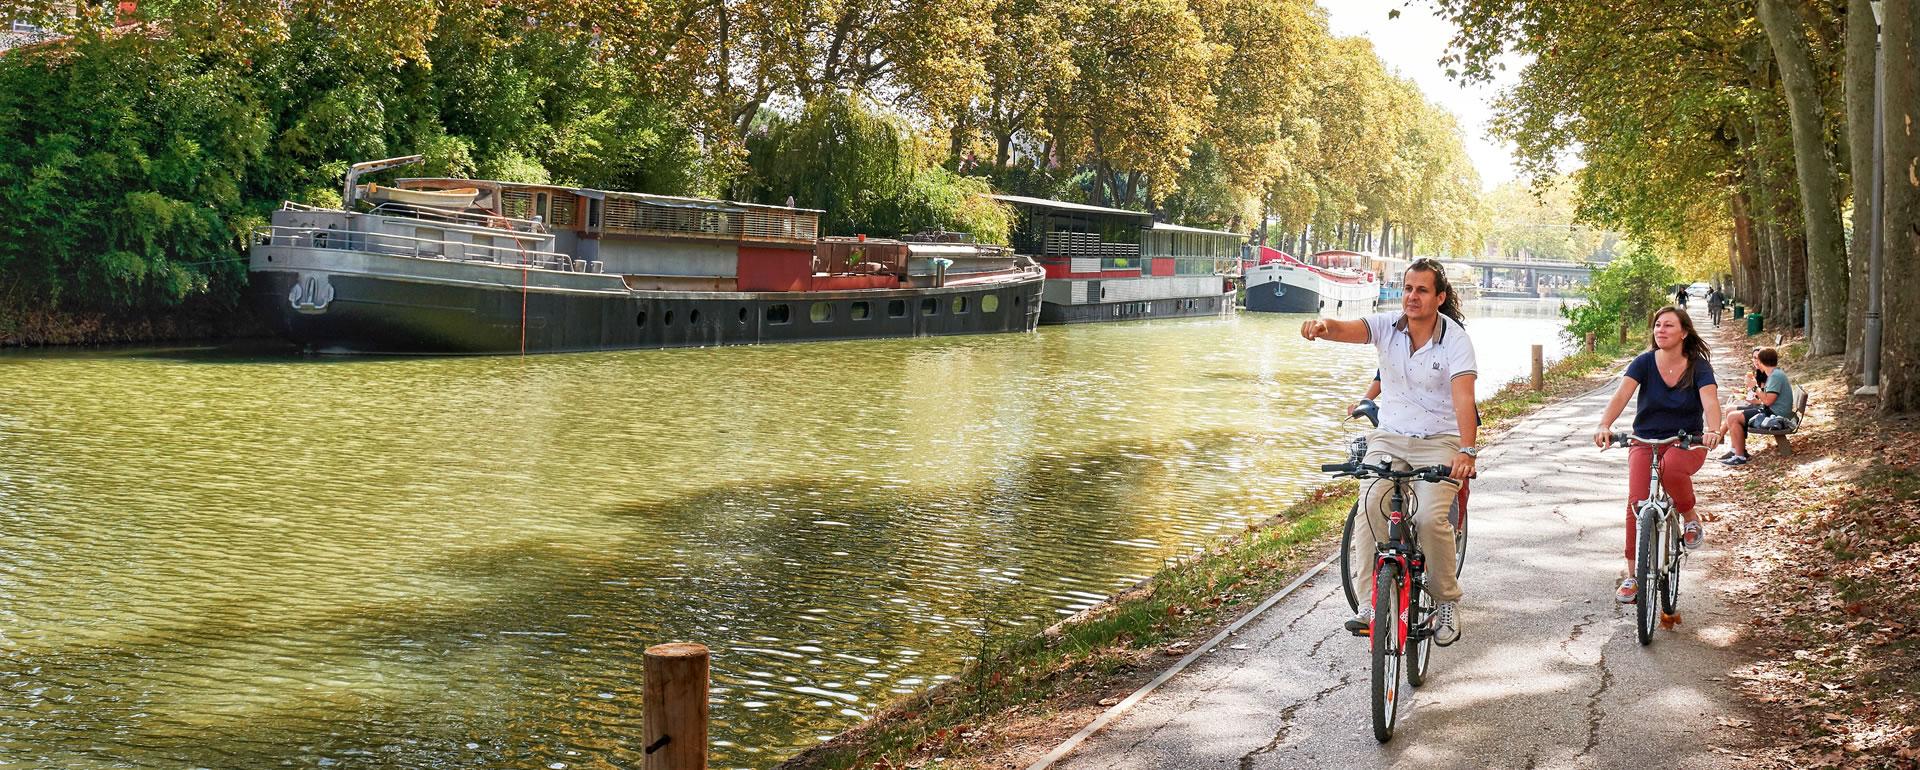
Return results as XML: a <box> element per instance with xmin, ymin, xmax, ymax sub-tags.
<box><xmin>1301</xmin><ymin>258</ymin><xmax>1477</xmax><ymax>644</ymax></box>
<box><xmin>1707</xmin><ymin>287</ymin><xmax>1725</xmax><ymax>326</ymax></box>
<box><xmin>1591</xmin><ymin>306</ymin><xmax>1724</xmax><ymax>602</ymax></box>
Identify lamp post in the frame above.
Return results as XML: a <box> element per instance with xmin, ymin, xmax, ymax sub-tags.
<box><xmin>1856</xmin><ymin>0</ymin><xmax>1886</xmax><ymax>397</ymax></box>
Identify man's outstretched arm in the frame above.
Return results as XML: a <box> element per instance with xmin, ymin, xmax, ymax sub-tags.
<box><xmin>1300</xmin><ymin>317</ymin><xmax>1369</xmax><ymax>344</ymax></box>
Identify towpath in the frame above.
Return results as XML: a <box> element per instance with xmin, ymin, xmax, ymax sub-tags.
<box><xmin>1047</xmin><ymin>346</ymin><xmax>1764</xmax><ymax>768</ymax></box>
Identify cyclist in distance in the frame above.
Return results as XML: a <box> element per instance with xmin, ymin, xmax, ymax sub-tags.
<box><xmin>1592</xmin><ymin>306</ymin><xmax>1724</xmax><ymax>602</ymax></box>
<box><xmin>1303</xmin><ymin>258</ymin><xmax>1478</xmax><ymax>644</ymax></box>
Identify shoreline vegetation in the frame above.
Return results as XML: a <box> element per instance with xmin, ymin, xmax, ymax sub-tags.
<box><xmin>774</xmin><ymin>336</ymin><xmax>1638</xmax><ymax>770</ymax></box>
<box><xmin>0</xmin><ymin>2</ymin><xmax>1489</xmax><ymax>348</ymax></box>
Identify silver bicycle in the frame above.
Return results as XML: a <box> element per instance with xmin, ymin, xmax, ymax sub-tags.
<box><xmin>1610</xmin><ymin>431</ymin><xmax>1701</xmax><ymax>646</ymax></box>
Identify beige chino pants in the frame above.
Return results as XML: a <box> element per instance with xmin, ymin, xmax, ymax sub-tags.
<box><xmin>1348</xmin><ymin>430</ymin><xmax>1464</xmax><ymax>604</ymax></box>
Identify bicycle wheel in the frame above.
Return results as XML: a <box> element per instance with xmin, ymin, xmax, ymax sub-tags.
<box><xmin>1634</xmin><ymin>506</ymin><xmax>1660</xmax><ymax>646</ymax></box>
<box><xmin>1405</xmin><ymin>576</ymin><xmax>1434</xmax><ymax>687</ymax></box>
<box><xmin>1341</xmin><ymin>502</ymin><xmax>1360</xmax><ymax>613</ymax></box>
<box><xmin>1661</xmin><ymin>513</ymin><xmax>1683</xmax><ymax>615</ymax></box>
<box><xmin>1371</xmin><ymin>562</ymin><xmax>1403</xmax><ymax>743</ymax></box>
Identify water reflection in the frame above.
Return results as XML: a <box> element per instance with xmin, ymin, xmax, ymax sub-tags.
<box><xmin>0</xmin><ymin>303</ymin><xmax>1568</xmax><ymax>768</ymax></box>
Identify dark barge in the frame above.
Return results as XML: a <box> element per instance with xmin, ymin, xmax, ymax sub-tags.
<box><xmin>249</xmin><ymin>157</ymin><xmax>1044</xmax><ymax>354</ymax></box>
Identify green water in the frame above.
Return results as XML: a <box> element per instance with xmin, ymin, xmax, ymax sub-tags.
<box><xmin>0</xmin><ymin>306</ymin><xmax>1568</xmax><ymax>769</ymax></box>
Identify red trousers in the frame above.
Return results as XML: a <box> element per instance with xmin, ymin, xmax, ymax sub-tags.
<box><xmin>1623</xmin><ymin>443</ymin><xmax>1706</xmax><ymax>560</ymax></box>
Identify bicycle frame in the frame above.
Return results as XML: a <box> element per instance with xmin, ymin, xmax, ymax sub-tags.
<box><xmin>1368</xmin><ymin>477</ymin><xmax>1427</xmax><ymax>649</ymax></box>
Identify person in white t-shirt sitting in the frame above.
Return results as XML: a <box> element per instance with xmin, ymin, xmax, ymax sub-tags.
<box><xmin>1302</xmin><ymin>258</ymin><xmax>1479</xmax><ymax>644</ymax></box>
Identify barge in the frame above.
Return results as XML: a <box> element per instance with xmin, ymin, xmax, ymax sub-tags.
<box><xmin>1243</xmin><ymin>247</ymin><xmax>1380</xmax><ymax>314</ymax></box>
<box><xmin>249</xmin><ymin>157</ymin><xmax>1044</xmax><ymax>354</ymax></box>
<box><xmin>992</xmin><ymin>195</ymin><xmax>1240</xmax><ymax>324</ymax></box>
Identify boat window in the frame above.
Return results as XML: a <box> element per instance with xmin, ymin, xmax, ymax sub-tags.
<box><xmin>952</xmin><ymin>296</ymin><xmax>969</xmax><ymax>314</ymax></box>
<box><xmin>810</xmin><ymin>302</ymin><xmax>833</xmax><ymax>323</ymax></box>
<box><xmin>851</xmin><ymin>301</ymin><xmax>870</xmax><ymax>321</ymax></box>
<box><xmin>636</xmin><ymin>310</ymin><xmax>647</xmax><ymax>326</ymax></box>
<box><xmin>921</xmin><ymin>298</ymin><xmax>938</xmax><ymax>316</ymax></box>
<box><xmin>737</xmin><ymin>306</ymin><xmax>748</xmax><ymax>324</ymax></box>
<box><xmin>767</xmin><ymin>304</ymin><xmax>791</xmax><ymax>325</ymax></box>
<box><xmin>588</xmin><ymin>199</ymin><xmax>603</xmax><ymax>230</ymax></box>
<box><xmin>664</xmin><ymin>310</ymin><xmax>674</xmax><ymax>325</ymax></box>
<box><xmin>981</xmin><ymin>295</ymin><xmax>999</xmax><ymax>314</ymax></box>
<box><xmin>888</xmin><ymin>299</ymin><xmax>907</xmax><ymax>318</ymax></box>
<box><xmin>535</xmin><ymin>192</ymin><xmax>550</xmax><ymax>220</ymax></box>
<box><xmin>690</xmin><ymin>309</ymin><xmax>702</xmax><ymax>325</ymax></box>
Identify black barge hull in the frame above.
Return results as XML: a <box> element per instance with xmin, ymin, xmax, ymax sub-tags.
<box><xmin>1038</xmin><ymin>292</ymin><xmax>1235</xmax><ymax>324</ymax></box>
<box><xmin>252</xmin><ymin>250</ymin><xmax>1043</xmax><ymax>354</ymax></box>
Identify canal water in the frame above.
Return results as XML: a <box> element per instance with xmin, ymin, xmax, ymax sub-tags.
<box><xmin>0</xmin><ymin>302</ymin><xmax>1572</xmax><ymax>769</ymax></box>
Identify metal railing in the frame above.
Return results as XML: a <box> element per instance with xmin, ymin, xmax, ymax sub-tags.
<box><xmin>254</xmin><ymin>225</ymin><xmax>574</xmax><ymax>271</ymax></box>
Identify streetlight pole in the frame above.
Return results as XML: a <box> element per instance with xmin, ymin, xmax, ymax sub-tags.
<box><xmin>1857</xmin><ymin>0</ymin><xmax>1886</xmax><ymax>397</ymax></box>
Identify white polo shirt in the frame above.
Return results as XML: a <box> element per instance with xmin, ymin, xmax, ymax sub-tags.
<box><xmin>1364</xmin><ymin>311</ymin><xmax>1478</xmax><ymax>438</ymax></box>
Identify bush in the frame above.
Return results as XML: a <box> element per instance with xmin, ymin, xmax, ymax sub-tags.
<box><xmin>1562</xmin><ymin>246</ymin><xmax>1676</xmax><ymax>345</ymax></box>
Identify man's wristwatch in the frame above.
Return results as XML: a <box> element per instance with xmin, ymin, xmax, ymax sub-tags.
<box><xmin>1458</xmin><ymin>446</ymin><xmax>1479</xmax><ymax>458</ymax></box>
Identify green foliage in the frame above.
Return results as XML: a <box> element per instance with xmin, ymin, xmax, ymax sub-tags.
<box><xmin>1561</xmin><ymin>246</ymin><xmax>1679</xmax><ymax>343</ymax></box>
<box><xmin>748</xmin><ymin>95</ymin><xmax>1008</xmax><ymax>243</ymax></box>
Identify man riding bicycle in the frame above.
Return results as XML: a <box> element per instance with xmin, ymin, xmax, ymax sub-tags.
<box><xmin>1302</xmin><ymin>258</ymin><xmax>1478</xmax><ymax>645</ymax></box>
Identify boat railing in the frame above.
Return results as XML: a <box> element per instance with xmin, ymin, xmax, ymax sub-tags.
<box><xmin>254</xmin><ymin>225</ymin><xmax>577</xmax><ymax>271</ymax></box>
<box><xmin>278</xmin><ymin>200</ymin><xmax>550</xmax><ymax>234</ymax></box>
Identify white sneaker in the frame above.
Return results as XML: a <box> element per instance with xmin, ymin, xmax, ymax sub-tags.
<box><xmin>1344</xmin><ymin>608</ymin><xmax>1371</xmax><ymax>635</ymax></box>
<box><xmin>1433</xmin><ymin>602</ymin><xmax>1460</xmax><ymax>645</ymax></box>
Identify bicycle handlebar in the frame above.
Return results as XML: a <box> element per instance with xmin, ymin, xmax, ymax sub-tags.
<box><xmin>1321</xmin><ymin>461</ymin><xmax>1474</xmax><ymax>482</ymax></box>
<box><xmin>1609</xmin><ymin>431</ymin><xmax>1705</xmax><ymax>450</ymax></box>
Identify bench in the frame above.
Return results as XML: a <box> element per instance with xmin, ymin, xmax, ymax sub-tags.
<box><xmin>1744</xmin><ymin>384</ymin><xmax>1809</xmax><ymax>456</ymax></box>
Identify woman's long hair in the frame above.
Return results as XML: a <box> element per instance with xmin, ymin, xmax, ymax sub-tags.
<box><xmin>1407</xmin><ymin>258</ymin><xmax>1465</xmax><ymax>326</ymax></box>
<box><xmin>1648</xmin><ymin>306</ymin><xmax>1711</xmax><ymax>385</ymax></box>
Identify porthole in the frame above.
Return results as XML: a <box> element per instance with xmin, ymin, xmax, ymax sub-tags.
<box><xmin>664</xmin><ymin>310</ymin><xmax>674</xmax><ymax>325</ymax></box>
<box><xmin>690</xmin><ymin>309</ymin><xmax>702</xmax><ymax>325</ymax></box>
<box><xmin>810</xmin><ymin>301</ymin><xmax>833</xmax><ymax>323</ymax></box>
<box><xmin>851</xmin><ymin>301</ymin><xmax>870</xmax><ymax>321</ymax></box>
<box><xmin>888</xmin><ymin>299</ymin><xmax>907</xmax><ymax>318</ymax></box>
<box><xmin>981</xmin><ymin>294</ymin><xmax>999</xmax><ymax>313</ymax></box>
<box><xmin>738</xmin><ymin>307</ymin><xmax>749</xmax><ymax>324</ymax></box>
<box><xmin>636</xmin><ymin>310</ymin><xmax>647</xmax><ymax>326</ymax></box>
<box><xmin>952</xmin><ymin>296</ymin><xmax>969</xmax><ymax>314</ymax></box>
<box><xmin>767</xmin><ymin>304</ymin><xmax>792</xmax><ymax>325</ymax></box>
<box><xmin>921</xmin><ymin>298</ymin><xmax>938</xmax><ymax>316</ymax></box>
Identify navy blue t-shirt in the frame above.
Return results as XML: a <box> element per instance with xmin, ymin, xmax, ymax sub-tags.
<box><xmin>1624</xmin><ymin>351</ymin><xmax>1717</xmax><ymax>439</ymax></box>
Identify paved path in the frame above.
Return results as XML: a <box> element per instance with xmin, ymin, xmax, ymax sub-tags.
<box><xmin>1054</xmin><ymin>370</ymin><xmax>1760</xmax><ymax>769</ymax></box>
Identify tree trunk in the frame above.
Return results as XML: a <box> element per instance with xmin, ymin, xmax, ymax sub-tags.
<box><xmin>1880</xmin><ymin>0</ymin><xmax>1920</xmax><ymax>412</ymax></box>
<box><xmin>1732</xmin><ymin>190</ymin><xmax>1762</xmax><ymax>302</ymax></box>
<box><xmin>1759</xmin><ymin>0</ymin><xmax>1851</xmax><ymax>354</ymax></box>
<box><xmin>1844</xmin><ymin>0</ymin><xmax>1878</xmax><ymax>374</ymax></box>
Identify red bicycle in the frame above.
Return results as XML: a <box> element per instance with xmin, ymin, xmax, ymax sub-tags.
<box><xmin>1322</xmin><ymin>458</ymin><xmax>1462</xmax><ymax>743</ymax></box>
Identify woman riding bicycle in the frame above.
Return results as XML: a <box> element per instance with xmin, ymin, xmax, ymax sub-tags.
<box><xmin>1592</xmin><ymin>306</ymin><xmax>1723</xmax><ymax>603</ymax></box>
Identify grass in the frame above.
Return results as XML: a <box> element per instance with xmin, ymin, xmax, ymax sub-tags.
<box><xmin>776</xmin><ymin>335</ymin><xmax>1643</xmax><ymax>770</ymax></box>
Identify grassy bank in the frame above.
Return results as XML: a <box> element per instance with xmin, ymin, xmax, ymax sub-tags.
<box><xmin>1694</xmin><ymin>326</ymin><xmax>1920</xmax><ymax>768</ymax></box>
<box><xmin>777</xmin><ymin>334</ymin><xmax>1638</xmax><ymax>770</ymax></box>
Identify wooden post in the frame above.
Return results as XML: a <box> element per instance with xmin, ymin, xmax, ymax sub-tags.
<box><xmin>1531</xmin><ymin>344</ymin><xmax>1545</xmax><ymax>391</ymax></box>
<box><xmin>644</xmin><ymin>643</ymin><xmax>710</xmax><ymax>770</ymax></box>
<box><xmin>1584</xmin><ymin>332</ymin><xmax>1596</xmax><ymax>354</ymax></box>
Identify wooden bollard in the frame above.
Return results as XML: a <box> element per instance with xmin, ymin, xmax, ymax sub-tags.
<box><xmin>1531</xmin><ymin>344</ymin><xmax>1545</xmax><ymax>391</ymax></box>
<box><xmin>1584</xmin><ymin>332</ymin><xmax>1596</xmax><ymax>354</ymax></box>
<box><xmin>644</xmin><ymin>643</ymin><xmax>710</xmax><ymax>770</ymax></box>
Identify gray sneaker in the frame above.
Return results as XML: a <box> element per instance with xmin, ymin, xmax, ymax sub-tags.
<box><xmin>1720</xmin><ymin>454</ymin><xmax>1750</xmax><ymax>466</ymax></box>
<box><xmin>1344</xmin><ymin>608</ymin><xmax>1371</xmax><ymax>636</ymax></box>
<box><xmin>1433</xmin><ymin>602</ymin><xmax>1460</xmax><ymax>645</ymax></box>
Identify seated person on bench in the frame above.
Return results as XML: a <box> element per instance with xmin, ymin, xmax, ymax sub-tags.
<box><xmin>1719</xmin><ymin>347</ymin><xmax>1792</xmax><ymax>466</ymax></box>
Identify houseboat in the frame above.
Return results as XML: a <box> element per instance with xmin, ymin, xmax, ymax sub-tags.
<box><xmin>993</xmin><ymin>195</ymin><xmax>1240</xmax><ymax>324</ymax></box>
<box><xmin>250</xmin><ymin>157</ymin><xmax>1044</xmax><ymax>354</ymax></box>
<box><xmin>1243</xmin><ymin>247</ymin><xmax>1380</xmax><ymax>314</ymax></box>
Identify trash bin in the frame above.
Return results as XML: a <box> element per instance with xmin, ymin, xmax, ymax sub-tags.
<box><xmin>1746</xmin><ymin>312</ymin><xmax>1763</xmax><ymax>336</ymax></box>
<box><xmin>1732</xmin><ymin>303</ymin><xmax>1744</xmax><ymax>319</ymax></box>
